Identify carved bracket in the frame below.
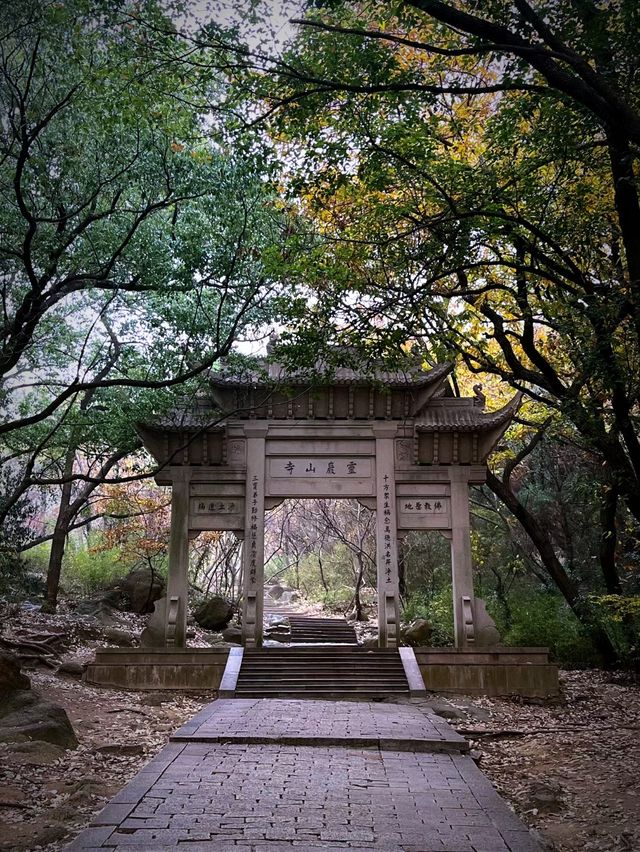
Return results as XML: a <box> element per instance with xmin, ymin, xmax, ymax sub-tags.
<box><xmin>243</xmin><ymin>591</ymin><xmax>257</xmax><ymax>648</ymax></box>
<box><xmin>461</xmin><ymin>595</ymin><xmax>475</xmax><ymax>643</ymax></box>
<box><xmin>165</xmin><ymin>595</ymin><xmax>180</xmax><ymax>647</ymax></box>
<box><xmin>385</xmin><ymin>592</ymin><xmax>398</xmax><ymax>647</ymax></box>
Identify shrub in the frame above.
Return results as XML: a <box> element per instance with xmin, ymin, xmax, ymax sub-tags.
<box><xmin>0</xmin><ymin>539</ymin><xmax>46</xmax><ymax>601</ymax></box>
<box><xmin>402</xmin><ymin>586</ymin><xmax>455</xmax><ymax>646</ymax></box>
<box><xmin>501</xmin><ymin>591</ymin><xmax>601</xmax><ymax>668</ymax></box>
<box><xmin>61</xmin><ymin>537</ymin><xmax>132</xmax><ymax>597</ymax></box>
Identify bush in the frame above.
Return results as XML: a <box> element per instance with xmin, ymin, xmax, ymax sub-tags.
<box><xmin>0</xmin><ymin>539</ymin><xmax>46</xmax><ymax>601</ymax></box>
<box><xmin>402</xmin><ymin>587</ymin><xmax>455</xmax><ymax>646</ymax></box>
<box><xmin>589</xmin><ymin>595</ymin><xmax>640</xmax><ymax>669</ymax></box>
<box><xmin>318</xmin><ymin>586</ymin><xmax>354</xmax><ymax>611</ymax></box>
<box><xmin>61</xmin><ymin>537</ymin><xmax>132</xmax><ymax>597</ymax></box>
<box><xmin>500</xmin><ymin>591</ymin><xmax>602</xmax><ymax>668</ymax></box>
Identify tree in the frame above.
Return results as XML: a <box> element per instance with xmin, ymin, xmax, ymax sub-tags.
<box><xmin>1</xmin><ymin>0</ymin><xmax>293</xmax><ymax>438</ymax></box>
<box><xmin>1</xmin><ymin>0</ymin><xmax>286</xmax><ymax>436</ymax></box>
<box><xmin>0</xmin><ymin>0</ymin><xmax>299</xmax><ymax>604</ymax></box>
<box><xmin>258</xmin><ymin>0</ymin><xmax>640</xmax><ymax>507</ymax></box>
<box><xmin>215</xmin><ymin>0</ymin><xmax>640</xmax><ymax>646</ymax></box>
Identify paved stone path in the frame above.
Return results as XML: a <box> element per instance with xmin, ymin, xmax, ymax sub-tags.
<box><xmin>171</xmin><ymin>699</ymin><xmax>465</xmax><ymax>753</ymax></box>
<box><xmin>66</xmin><ymin>699</ymin><xmax>542</xmax><ymax>852</ymax></box>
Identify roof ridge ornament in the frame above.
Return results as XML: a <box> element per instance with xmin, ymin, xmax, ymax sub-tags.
<box><xmin>473</xmin><ymin>384</ymin><xmax>486</xmax><ymax>410</ymax></box>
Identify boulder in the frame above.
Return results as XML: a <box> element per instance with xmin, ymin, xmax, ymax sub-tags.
<box><xmin>402</xmin><ymin>618</ymin><xmax>433</xmax><ymax>647</ymax></box>
<box><xmin>116</xmin><ymin>567</ymin><xmax>165</xmax><ymax>614</ymax></box>
<box><xmin>74</xmin><ymin>594</ymin><xmax>118</xmax><ymax>624</ymax></box>
<box><xmin>57</xmin><ymin>658</ymin><xmax>85</xmax><ymax>678</ymax></box>
<box><xmin>0</xmin><ymin>650</ymin><xmax>30</xmax><ymax>693</ymax></box>
<box><xmin>267</xmin><ymin>585</ymin><xmax>284</xmax><ymax>600</ymax></box>
<box><xmin>265</xmin><ymin>623</ymin><xmax>290</xmax><ymax>638</ymax></box>
<box><xmin>522</xmin><ymin>780</ymin><xmax>565</xmax><ymax>814</ymax></box>
<box><xmin>427</xmin><ymin>699</ymin><xmax>467</xmax><ymax>721</ymax></box>
<box><xmin>474</xmin><ymin>598</ymin><xmax>502</xmax><ymax>646</ymax></box>
<box><xmin>202</xmin><ymin>632</ymin><xmax>226</xmax><ymax>647</ymax></box>
<box><xmin>194</xmin><ymin>596</ymin><xmax>233</xmax><ymax>631</ymax></box>
<box><xmin>0</xmin><ymin>690</ymin><xmax>77</xmax><ymax>749</ymax></box>
<box><xmin>221</xmin><ymin>625</ymin><xmax>243</xmax><ymax>645</ymax></box>
<box><xmin>140</xmin><ymin>596</ymin><xmax>167</xmax><ymax>648</ymax></box>
<box><xmin>103</xmin><ymin>627</ymin><xmax>135</xmax><ymax>647</ymax></box>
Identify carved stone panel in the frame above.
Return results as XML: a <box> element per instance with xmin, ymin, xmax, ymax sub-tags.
<box><xmin>188</xmin><ymin>496</ymin><xmax>245</xmax><ymax>531</ymax></box>
<box><xmin>191</xmin><ymin>497</ymin><xmax>244</xmax><ymax>515</ymax></box>
<box><xmin>266</xmin><ymin>456</ymin><xmax>375</xmax><ymax>497</ymax></box>
<box><xmin>226</xmin><ymin>439</ymin><xmax>246</xmax><ymax>466</ymax></box>
<box><xmin>395</xmin><ymin>438</ymin><xmax>413</xmax><ymax>465</ymax></box>
<box><xmin>397</xmin><ymin>496</ymin><xmax>451</xmax><ymax>530</ymax></box>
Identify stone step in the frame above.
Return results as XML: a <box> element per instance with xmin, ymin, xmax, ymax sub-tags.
<box><xmin>235</xmin><ymin>646</ymin><xmax>410</xmax><ymax>698</ymax></box>
<box><xmin>235</xmin><ymin>680</ymin><xmax>407</xmax><ymax>685</ymax></box>
<box><xmin>262</xmin><ymin>613</ymin><xmax>360</xmax><ymax>645</ymax></box>
<box><xmin>235</xmin><ymin>659</ymin><xmax>398</xmax><ymax>673</ymax></box>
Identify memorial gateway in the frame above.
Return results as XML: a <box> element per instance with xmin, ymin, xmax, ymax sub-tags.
<box><xmin>86</xmin><ymin>357</ymin><xmax>559</xmax><ymax>699</ymax></box>
<box><xmin>140</xmin><ymin>358</ymin><xmax>519</xmax><ymax>650</ymax></box>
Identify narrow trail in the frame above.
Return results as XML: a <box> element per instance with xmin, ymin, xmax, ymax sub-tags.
<box><xmin>66</xmin><ymin>697</ymin><xmax>542</xmax><ymax>851</ymax></box>
<box><xmin>65</xmin><ymin>603</ymin><xmax>543</xmax><ymax>852</ymax></box>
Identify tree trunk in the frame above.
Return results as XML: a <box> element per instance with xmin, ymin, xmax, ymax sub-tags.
<box><xmin>487</xmin><ymin>471</ymin><xmax>619</xmax><ymax>666</ymax></box>
<box><xmin>599</xmin><ymin>478</ymin><xmax>622</xmax><ymax>594</ymax></box>
<box><xmin>43</xmin><ymin>520</ymin><xmax>70</xmax><ymax>613</ymax></box>
<box><xmin>318</xmin><ymin>553</ymin><xmax>329</xmax><ymax>592</ymax></box>
<box><xmin>43</xmin><ymin>446</ymin><xmax>76</xmax><ymax>613</ymax></box>
<box><xmin>353</xmin><ymin>554</ymin><xmax>365</xmax><ymax>621</ymax></box>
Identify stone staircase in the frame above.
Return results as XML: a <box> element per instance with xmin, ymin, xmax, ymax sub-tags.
<box><xmin>233</xmin><ymin>646</ymin><xmax>410</xmax><ymax>698</ymax></box>
<box><xmin>288</xmin><ymin>614</ymin><xmax>358</xmax><ymax>644</ymax></box>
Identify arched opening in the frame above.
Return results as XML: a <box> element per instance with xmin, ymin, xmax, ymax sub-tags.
<box><xmin>260</xmin><ymin>498</ymin><xmax>378</xmax><ymax>645</ymax></box>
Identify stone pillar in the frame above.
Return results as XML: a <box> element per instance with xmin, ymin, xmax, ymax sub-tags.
<box><xmin>241</xmin><ymin>426</ymin><xmax>267</xmax><ymax>648</ymax></box>
<box><xmin>449</xmin><ymin>467</ymin><xmax>475</xmax><ymax>648</ymax></box>
<box><xmin>374</xmin><ymin>426</ymin><xmax>400</xmax><ymax>648</ymax></box>
<box><xmin>165</xmin><ymin>466</ymin><xmax>191</xmax><ymax>647</ymax></box>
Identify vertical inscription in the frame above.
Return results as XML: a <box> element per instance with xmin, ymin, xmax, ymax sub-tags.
<box><xmin>375</xmin><ymin>430</ymin><xmax>400</xmax><ymax>647</ymax></box>
<box><xmin>249</xmin><ymin>474</ymin><xmax>258</xmax><ymax>586</ymax></box>
<box><xmin>383</xmin><ymin>474</ymin><xmax>392</xmax><ymax>583</ymax></box>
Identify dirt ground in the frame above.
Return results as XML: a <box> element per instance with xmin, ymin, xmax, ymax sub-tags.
<box><xmin>0</xmin><ymin>609</ymin><xmax>638</xmax><ymax>851</ymax></box>
<box><xmin>458</xmin><ymin>670</ymin><xmax>640</xmax><ymax>852</ymax></box>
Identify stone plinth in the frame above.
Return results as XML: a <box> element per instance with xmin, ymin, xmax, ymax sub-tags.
<box><xmin>83</xmin><ymin>648</ymin><xmax>229</xmax><ymax>691</ymax></box>
<box><xmin>415</xmin><ymin>646</ymin><xmax>560</xmax><ymax>699</ymax></box>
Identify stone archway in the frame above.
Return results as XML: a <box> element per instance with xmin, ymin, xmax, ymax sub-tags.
<box><xmin>138</xmin><ymin>360</ymin><xmax>521</xmax><ymax>649</ymax></box>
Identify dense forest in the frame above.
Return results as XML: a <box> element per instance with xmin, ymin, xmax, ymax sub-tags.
<box><xmin>1</xmin><ymin>0</ymin><xmax>639</xmax><ymax>668</ymax></box>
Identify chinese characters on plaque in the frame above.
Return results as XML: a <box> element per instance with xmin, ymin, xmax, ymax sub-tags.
<box><xmin>273</xmin><ymin>458</ymin><xmax>371</xmax><ymax>478</ymax></box>
<box><xmin>400</xmin><ymin>500</ymin><xmax>446</xmax><ymax>513</ymax></box>
<box><xmin>194</xmin><ymin>500</ymin><xmax>239</xmax><ymax>514</ymax></box>
<box><xmin>249</xmin><ymin>475</ymin><xmax>259</xmax><ymax>586</ymax></box>
<box><xmin>382</xmin><ymin>474</ymin><xmax>393</xmax><ymax>584</ymax></box>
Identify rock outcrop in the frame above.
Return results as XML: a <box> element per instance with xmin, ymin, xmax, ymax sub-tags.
<box><xmin>116</xmin><ymin>567</ymin><xmax>165</xmax><ymax>614</ymax></box>
<box><xmin>194</xmin><ymin>597</ymin><xmax>233</xmax><ymax>631</ymax></box>
<box><xmin>0</xmin><ymin>653</ymin><xmax>77</xmax><ymax>749</ymax></box>
<box><xmin>0</xmin><ymin>690</ymin><xmax>78</xmax><ymax>748</ymax></box>
<box><xmin>402</xmin><ymin>618</ymin><xmax>433</xmax><ymax>647</ymax></box>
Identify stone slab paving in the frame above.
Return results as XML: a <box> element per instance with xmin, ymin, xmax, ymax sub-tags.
<box><xmin>66</xmin><ymin>699</ymin><xmax>542</xmax><ymax>852</ymax></box>
<box><xmin>171</xmin><ymin>699</ymin><xmax>466</xmax><ymax>753</ymax></box>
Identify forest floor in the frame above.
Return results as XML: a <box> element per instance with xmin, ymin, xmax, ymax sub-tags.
<box><xmin>0</xmin><ymin>608</ymin><xmax>638</xmax><ymax>851</ymax></box>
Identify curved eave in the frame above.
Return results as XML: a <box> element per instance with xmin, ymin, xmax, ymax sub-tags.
<box><xmin>209</xmin><ymin>361</ymin><xmax>454</xmax><ymax>390</ymax></box>
<box><xmin>415</xmin><ymin>392</ymin><xmax>523</xmax><ymax>433</ymax></box>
